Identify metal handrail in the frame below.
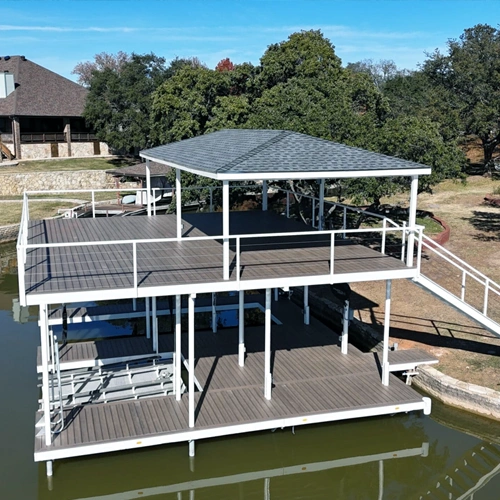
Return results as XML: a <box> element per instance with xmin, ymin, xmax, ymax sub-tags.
<box><xmin>21</xmin><ymin>225</ymin><xmax>419</xmax><ymax>299</ymax></box>
<box><xmin>420</xmin><ymin>233</ymin><xmax>500</xmax><ymax>318</ymax></box>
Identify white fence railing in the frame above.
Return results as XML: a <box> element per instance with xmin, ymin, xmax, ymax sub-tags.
<box><xmin>420</xmin><ymin>233</ymin><xmax>500</xmax><ymax>322</ymax></box>
<box><xmin>17</xmin><ymin>223</ymin><xmax>419</xmax><ymax>304</ymax></box>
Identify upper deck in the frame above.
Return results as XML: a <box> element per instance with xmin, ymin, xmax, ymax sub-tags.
<box><xmin>20</xmin><ymin>211</ymin><xmax>417</xmax><ymax>305</ymax></box>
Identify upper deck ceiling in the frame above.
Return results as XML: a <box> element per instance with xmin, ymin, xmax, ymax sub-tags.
<box><xmin>140</xmin><ymin>129</ymin><xmax>432</xmax><ymax>181</ymax></box>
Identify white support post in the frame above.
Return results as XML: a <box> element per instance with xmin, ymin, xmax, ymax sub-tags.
<box><xmin>176</xmin><ymin>169</ymin><xmax>182</xmax><ymax>240</ymax></box>
<box><xmin>264</xmin><ymin>288</ymin><xmax>272</xmax><ymax>400</ymax></box>
<box><xmin>132</xmin><ymin>298</ymin><xmax>137</xmax><ymax>311</ymax></box>
<box><xmin>341</xmin><ymin>300</ymin><xmax>349</xmax><ymax>355</ymax></box>
<box><xmin>382</xmin><ymin>280</ymin><xmax>392</xmax><ymax>386</ymax></box>
<box><xmin>223</xmin><ymin>180</ymin><xmax>230</xmax><ymax>280</ymax></box>
<box><xmin>189</xmin><ymin>440</ymin><xmax>195</xmax><ymax>457</ymax></box>
<box><xmin>39</xmin><ymin>304</ymin><xmax>52</xmax><ymax>447</ymax></box>
<box><xmin>303</xmin><ymin>285</ymin><xmax>310</xmax><ymax>325</ymax></box>
<box><xmin>262</xmin><ymin>180</ymin><xmax>268</xmax><ymax>211</ymax></box>
<box><xmin>238</xmin><ymin>290</ymin><xmax>245</xmax><ymax>366</ymax></box>
<box><xmin>378</xmin><ymin>460</ymin><xmax>384</xmax><ymax>500</ymax></box>
<box><xmin>318</xmin><ymin>178</ymin><xmax>325</xmax><ymax>230</ymax></box>
<box><xmin>175</xmin><ymin>295</ymin><xmax>182</xmax><ymax>401</ymax></box>
<box><xmin>188</xmin><ymin>293</ymin><xmax>196</xmax><ymax>428</ymax></box>
<box><xmin>211</xmin><ymin>292</ymin><xmax>217</xmax><ymax>333</ymax></box>
<box><xmin>146</xmin><ymin>159</ymin><xmax>151</xmax><ymax>217</ymax></box>
<box><xmin>406</xmin><ymin>175</ymin><xmax>418</xmax><ymax>267</ymax></box>
<box><xmin>46</xmin><ymin>460</ymin><xmax>53</xmax><ymax>478</ymax></box>
<box><xmin>145</xmin><ymin>297</ymin><xmax>151</xmax><ymax>340</ymax></box>
<box><xmin>152</xmin><ymin>296</ymin><xmax>158</xmax><ymax>353</ymax></box>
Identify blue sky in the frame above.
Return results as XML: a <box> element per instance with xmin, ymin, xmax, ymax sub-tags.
<box><xmin>1</xmin><ymin>0</ymin><xmax>499</xmax><ymax>81</ymax></box>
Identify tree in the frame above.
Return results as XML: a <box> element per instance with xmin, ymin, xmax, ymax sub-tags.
<box><xmin>151</xmin><ymin>66</ymin><xmax>231</xmax><ymax>144</ymax></box>
<box><xmin>422</xmin><ymin>24</ymin><xmax>500</xmax><ymax>170</ymax></box>
<box><xmin>83</xmin><ymin>53</ymin><xmax>168</xmax><ymax>152</ymax></box>
<box><xmin>258</xmin><ymin>30</ymin><xmax>342</xmax><ymax>90</ymax></box>
<box><xmin>346</xmin><ymin>59</ymin><xmax>407</xmax><ymax>91</ymax></box>
<box><xmin>215</xmin><ymin>58</ymin><xmax>235</xmax><ymax>72</ymax></box>
<box><xmin>342</xmin><ymin>116</ymin><xmax>467</xmax><ymax>205</ymax></box>
<box><xmin>72</xmin><ymin>51</ymin><xmax>130</xmax><ymax>87</ymax></box>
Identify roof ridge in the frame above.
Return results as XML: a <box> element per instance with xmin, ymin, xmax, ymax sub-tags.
<box><xmin>215</xmin><ymin>130</ymin><xmax>292</xmax><ymax>174</ymax></box>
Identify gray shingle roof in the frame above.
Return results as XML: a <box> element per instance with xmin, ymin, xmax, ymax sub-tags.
<box><xmin>107</xmin><ymin>161</ymin><xmax>172</xmax><ymax>178</ymax></box>
<box><xmin>141</xmin><ymin>129</ymin><xmax>431</xmax><ymax>180</ymax></box>
<box><xmin>0</xmin><ymin>56</ymin><xmax>88</xmax><ymax>117</ymax></box>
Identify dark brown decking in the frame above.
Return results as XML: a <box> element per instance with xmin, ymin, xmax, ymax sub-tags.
<box><xmin>35</xmin><ymin>299</ymin><xmax>426</xmax><ymax>459</ymax></box>
<box><xmin>24</xmin><ymin>211</ymin><xmax>412</xmax><ymax>297</ymax></box>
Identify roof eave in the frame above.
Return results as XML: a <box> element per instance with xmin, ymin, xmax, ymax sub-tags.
<box><xmin>140</xmin><ymin>152</ymin><xmax>431</xmax><ymax>180</ymax></box>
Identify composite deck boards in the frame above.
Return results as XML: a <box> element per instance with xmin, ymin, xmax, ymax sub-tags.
<box><xmin>35</xmin><ymin>299</ymin><xmax>426</xmax><ymax>459</ymax></box>
<box><xmin>24</xmin><ymin>212</ymin><xmax>412</xmax><ymax>298</ymax></box>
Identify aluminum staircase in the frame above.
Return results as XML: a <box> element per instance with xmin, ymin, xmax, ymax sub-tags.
<box><xmin>413</xmin><ymin>233</ymin><xmax>500</xmax><ymax>337</ymax></box>
<box><xmin>418</xmin><ymin>442</ymin><xmax>500</xmax><ymax>500</ymax></box>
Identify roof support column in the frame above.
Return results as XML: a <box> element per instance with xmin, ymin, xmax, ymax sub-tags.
<box><xmin>318</xmin><ymin>179</ymin><xmax>325</xmax><ymax>230</ymax></box>
<box><xmin>39</xmin><ymin>303</ymin><xmax>52</xmax><ymax>447</ymax></box>
<box><xmin>145</xmin><ymin>297</ymin><xmax>151</xmax><ymax>340</ymax></box>
<box><xmin>382</xmin><ymin>279</ymin><xmax>392</xmax><ymax>386</ymax></box>
<box><xmin>341</xmin><ymin>299</ymin><xmax>349</xmax><ymax>355</ymax></box>
<box><xmin>152</xmin><ymin>296</ymin><xmax>158</xmax><ymax>354</ymax></box>
<box><xmin>264</xmin><ymin>288</ymin><xmax>272</xmax><ymax>400</ymax></box>
<box><xmin>12</xmin><ymin>117</ymin><xmax>21</xmax><ymax>160</ymax></box>
<box><xmin>176</xmin><ymin>169</ymin><xmax>182</xmax><ymax>240</ymax></box>
<box><xmin>303</xmin><ymin>285</ymin><xmax>310</xmax><ymax>325</ymax></box>
<box><xmin>175</xmin><ymin>294</ymin><xmax>182</xmax><ymax>401</ymax></box>
<box><xmin>406</xmin><ymin>175</ymin><xmax>418</xmax><ymax>267</ymax></box>
<box><xmin>188</xmin><ymin>293</ymin><xmax>196</xmax><ymax>427</ymax></box>
<box><xmin>211</xmin><ymin>292</ymin><xmax>217</xmax><ymax>333</ymax></box>
<box><xmin>238</xmin><ymin>290</ymin><xmax>245</xmax><ymax>366</ymax></box>
<box><xmin>262</xmin><ymin>180</ymin><xmax>268</xmax><ymax>211</ymax></box>
<box><xmin>146</xmin><ymin>159</ymin><xmax>151</xmax><ymax>217</ymax></box>
<box><xmin>223</xmin><ymin>180</ymin><xmax>230</xmax><ymax>280</ymax></box>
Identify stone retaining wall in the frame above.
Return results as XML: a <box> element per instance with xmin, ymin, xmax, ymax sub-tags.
<box><xmin>0</xmin><ymin>223</ymin><xmax>20</xmax><ymax>243</ymax></box>
<box><xmin>414</xmin><ymin>366</ymin><xmax>500</xmax><ymax>420</ymax></box>
<box><xmin>0</xmin><ymin>170</ymin><xmax>118</xmax><ymax>196</ymax></box>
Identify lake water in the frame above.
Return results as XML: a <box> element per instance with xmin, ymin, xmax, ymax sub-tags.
<box><xmin>1</xmin><ymin>241</ymin><xmax>500</xmax><ymax>500</ymax></box>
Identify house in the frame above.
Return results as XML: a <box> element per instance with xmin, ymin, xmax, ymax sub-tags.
<box><xmin>0</xmin><ymin>55</ymin><xmax>108</xmax><ymax>161</ymax></box>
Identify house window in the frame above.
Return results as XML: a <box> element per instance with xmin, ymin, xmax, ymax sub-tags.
<box><xmin>20</xmin><ymin>117</ymin><xmax>64</xmax><ymax>133</ymax></box>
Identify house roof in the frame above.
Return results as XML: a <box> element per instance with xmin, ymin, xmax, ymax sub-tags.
<box><xmin>0</xmin><ymin>56</ymin><xmax>88</xmax><ymax>117</ymax></box>
<box><xmin>140</xmin><ymin>129</ymin><xmax>432</xmax><ymax>181</ymax></box>
<box><xmin>107</xmin><ymin>161</ymin><xmax>172</xmax><ymax>178</ymax></box>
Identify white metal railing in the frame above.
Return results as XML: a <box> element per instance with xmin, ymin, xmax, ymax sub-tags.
<box><xmin>19</xmin><ymin>225</ymin><xmax>419</xmax><ymax>301</ymax></box>
<box><xmin>274</xmin><ymin>187</ymin><xmax>401</xmax><ymax>231</ymax></box>
<box><xmin>420</xmin><ymin>233</ymin><xmax>500</xmax><ymax>320</ymax></box>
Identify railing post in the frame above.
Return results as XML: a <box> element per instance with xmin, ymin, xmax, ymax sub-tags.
<box><xmin>381</xmin><ymin>218</ymin><xmax>387</xmax><ymax>255</ymax></box>
<box><xmin>286</xmin><ymin>191</ymin><xmax>290</xmax><ymax>218</ymax></box>
<box><xmin>401</xmin><ymin>221</ymin><xmax>407</xmax><ymax>262</ymax></box>
<box><xmin>330</xmin><ymin>232</ymin><xmax>335</xmax><ymax>281</ymax></box>
<box><xmin>236</xmin><ymin>237</ymin><xmax>240</xmax><ymax>284</ymax></box>
<box><xmin>461</xmin><ymin>271</ymin><xmax>466</xmax><ymax>301</ymax></box>
<box><xmin>312</xmin><ymin>199</ymin><xmax>316</xmax><ymax>228</ymax></box>
<box><xmin>343</xmin><ymin>207</ymin><xmax>347</xmax><ymax>239</ymax></box>
<box><xmin>132</xmin><ymin>242</ymin><xmax>138</xmax><ymax>294</ymax></box>
<box><xmin>153</xmin><ymin>188</ymin><xmax>157</xmax><ymax>216</ymax></box>
<box><xmin>484</xmin><ymin>279</ymin><xmax>490</xmax><ymax>316</ymax></box>
<box><xmin>416</xmin><ymin>228</ymin><xmax>423</xmax><ymax>276</ymax></box>
<box><xmin>209</xmin><ymin>187</ymin><xmax>213</xmax><ymax>213</ymax></box>
<box><xmin>91</xmin><ymin>190</ymin><xmax>95</xmax><ymax>219</ymax></box>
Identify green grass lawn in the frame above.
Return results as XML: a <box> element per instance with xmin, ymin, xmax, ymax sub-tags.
<box><xmin>0</xmin><ymin>202</ymin><xmax>76</xmax><ymax>225</ymax></box>
<box><xmin>0</xmin><ymin>157</ymin><xmax>135</xmax><ymax>174</ymax></box>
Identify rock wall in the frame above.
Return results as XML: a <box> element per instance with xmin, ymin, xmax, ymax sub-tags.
<box><xmin>0</xmin><ymin>223</ymin><xmax>20</xmax><ymax>243</ymax></box>
<box><xmin>0</xmin><ymin>170</ymin><xmax>124</xmax><ymax>195</ymax></box>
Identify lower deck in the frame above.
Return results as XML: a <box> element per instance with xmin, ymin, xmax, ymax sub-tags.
<box><xmin>35</xmin><ymin>299</ymin><xmax>433</xmax><ymax>462</ymax></box>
